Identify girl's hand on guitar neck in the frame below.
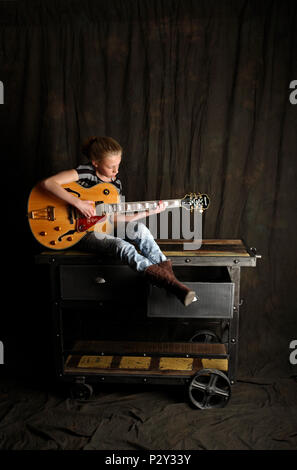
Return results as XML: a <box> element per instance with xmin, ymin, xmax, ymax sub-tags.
<box><xmin>148</xmin><ymin>200</ymin><xmax>166</xmax><ymax>215</ymax></box>
<box><xmin>115</xmin><ymin>201</ymin><xmax>166</xmax><ymax>223</ymax></box>
<box><xmin>74</xmin><ymin>199</ymin><xmax>96</xmax><ymax>218</ymax></box>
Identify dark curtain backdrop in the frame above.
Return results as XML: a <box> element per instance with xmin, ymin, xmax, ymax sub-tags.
<box><xmin>1</xmin><ymin>0</ymin><xmax>297</xmax><ymax>380</ymax></box>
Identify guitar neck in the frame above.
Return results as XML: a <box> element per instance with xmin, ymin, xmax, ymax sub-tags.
<box><xmin>98</xmin><ymin>199</ymin><xmax>182</xmax><ymax>214</ymax></box>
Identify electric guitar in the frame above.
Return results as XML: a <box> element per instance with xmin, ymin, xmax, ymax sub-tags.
<box><xmin>27</xmin><ymin>181</ymin><xmax>210</xmax><ymax>250</ymax></box>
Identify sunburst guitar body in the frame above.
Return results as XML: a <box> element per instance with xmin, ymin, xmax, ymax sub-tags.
<box><xmin>27</xmin><ymin>181</ymin><xmax>119</xmax><ymax>250</ymax></box>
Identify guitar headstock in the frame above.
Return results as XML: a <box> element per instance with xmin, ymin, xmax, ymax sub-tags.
<box><xmin>181</xmin><ymin>192</ymin><xmax>210</xmax><ymax>212</ymax></box>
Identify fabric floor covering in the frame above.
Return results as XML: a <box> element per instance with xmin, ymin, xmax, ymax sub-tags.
<box><xmin>0</xmin><ymin>374</ymin><xmax>296</xmax><ymax>451</ymax></box>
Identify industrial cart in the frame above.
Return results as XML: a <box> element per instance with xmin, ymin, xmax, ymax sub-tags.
<box><xmin>35</xmin><ymin>239</ymin><xmax>260</xmax><ymax>410</ymax></box>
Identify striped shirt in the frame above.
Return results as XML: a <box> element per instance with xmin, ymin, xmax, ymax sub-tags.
<box><xmin>76</xmin><ymin>163</ymin><xmax>122</xmax><ymax>195</ymax></box>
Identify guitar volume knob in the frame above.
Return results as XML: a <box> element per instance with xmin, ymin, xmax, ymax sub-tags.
<box><xmin>39</xmin><ymin>231</ymin><xmax>47</xmax><ymax>236</ymax></box>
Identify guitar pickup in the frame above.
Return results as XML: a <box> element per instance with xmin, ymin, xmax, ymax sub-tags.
<box><xmin>67</xmin><ymin>205</ymin><xmax>74</xmax><ymax>224</ymax></box>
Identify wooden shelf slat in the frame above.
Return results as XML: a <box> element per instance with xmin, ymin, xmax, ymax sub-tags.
<box><xmin>69</xmin><ymin>340</ymin><xmax>227</xmax><ymax>357</ymax></box>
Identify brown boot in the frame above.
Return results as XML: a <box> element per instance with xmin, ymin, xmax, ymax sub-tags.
<box><xmin>144</xmin><ymin>260</ymin><xmax>197</xmax><ymax>306</ymax></box>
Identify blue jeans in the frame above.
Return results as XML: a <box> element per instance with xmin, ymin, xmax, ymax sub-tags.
<box><xmin>77</xmin><ymin>221</ymin><xmax>167</xmax><ymax>272</ymax></box>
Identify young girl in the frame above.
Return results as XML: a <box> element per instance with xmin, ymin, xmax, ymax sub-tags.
<box><xmin>40</xmin><ymin>136</ymin><xmax>197</xmax><ymax>306</ymax></box>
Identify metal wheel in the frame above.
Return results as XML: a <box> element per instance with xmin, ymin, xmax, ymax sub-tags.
<box><xmin>70</xmin><ymin>383</ymin><xmax>93</xmax><ymax>400</ymax></box>
<box><xmin>189</xmin><ymin>329</ymin><xmax>220</xmax><ymax>343</ymax></box>
<box><xmin>188</xmin><ymin>369</ymin><xmax>231</xmax><ymax>409</ymax></box>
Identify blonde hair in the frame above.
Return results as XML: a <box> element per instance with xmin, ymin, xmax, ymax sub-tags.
<box><xmin>81</xmin><ymin>136</ymin><xmax>122</xmax><ymax>162</ymax></box>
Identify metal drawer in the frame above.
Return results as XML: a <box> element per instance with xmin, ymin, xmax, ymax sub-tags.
<box><xmin>147</xmin><ymin>266</ymin><xmax>234</xmax><ymax>319</ymax></box>
<box><xmin>60</xmin><ymin>265</ymin><xmax>144</xmax><ymax>300</ymax></box>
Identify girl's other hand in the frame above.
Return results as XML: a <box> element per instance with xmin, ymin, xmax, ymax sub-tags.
<box><xmin>150</xmin><ymin>200</ymin><xmax>166</xmax><ymax>215</ymax></box>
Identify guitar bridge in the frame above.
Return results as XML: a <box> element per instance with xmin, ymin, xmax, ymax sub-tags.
<box><xmin>28</xmin><ymin>205</ymin><xmax>56</xmax><ymax>221</ymax></box>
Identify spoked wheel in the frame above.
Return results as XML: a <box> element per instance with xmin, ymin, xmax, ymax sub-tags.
<box><xmin>189</xmin><ymin>329</ymin><xmax>220</xmax><ymax>343</ymax></box>
<box><xmin>70</xmin><ymin>382</ymin><xmax>93</xmax><ymax>400</ymax></box>
<box><xmin>188</xmin><ymin>369</ymin><xmax>231</xmax><ymax>410</ymax></box>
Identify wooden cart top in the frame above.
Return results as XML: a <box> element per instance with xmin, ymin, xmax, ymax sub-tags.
<box><xmin>157</xmin><ymin>239</ymin><xmax>251</xmax><ymax>256</ymax></box>
<box><xmin>35</xmin><ymin>239</ymin><xmax>261</xmax><ymax>267</ymax></box>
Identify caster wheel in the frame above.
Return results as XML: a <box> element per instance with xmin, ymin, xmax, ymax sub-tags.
<box><xmin>189</xmin><ymin>329</ymin><xmax>220</xmax><ymax>343</ymax></box>
<box><xmin>188</xmin><ymin>369</ymin><xmax>231</xmax><ymax>409</ymax></box>
<box><xmin>70</xmin><ymin>383</ymin><xmax>93</xmax><ymax>400</ymax></box>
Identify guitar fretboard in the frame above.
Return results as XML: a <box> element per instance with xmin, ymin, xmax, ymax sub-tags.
<box><xmin>96</xmin><ymin>199</ymin><xmax>182</xmax><ymax>215</ymax></box>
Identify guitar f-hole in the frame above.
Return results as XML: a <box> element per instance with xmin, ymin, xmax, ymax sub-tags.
<box><xmin>65</xmin><ymin>188</ymin><xmax>81</xmax><ymax>198</ymax></box>
<box><xmin>58</xmin><ymin>229</ymin><xmax>77</xmax><ymax>242</ymax></box>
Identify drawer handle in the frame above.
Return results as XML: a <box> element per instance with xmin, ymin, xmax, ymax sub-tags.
<box><xmin>94</xmin><ymin>276</ymin><xmax>106</xmax><ymax>284</ymax></box>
